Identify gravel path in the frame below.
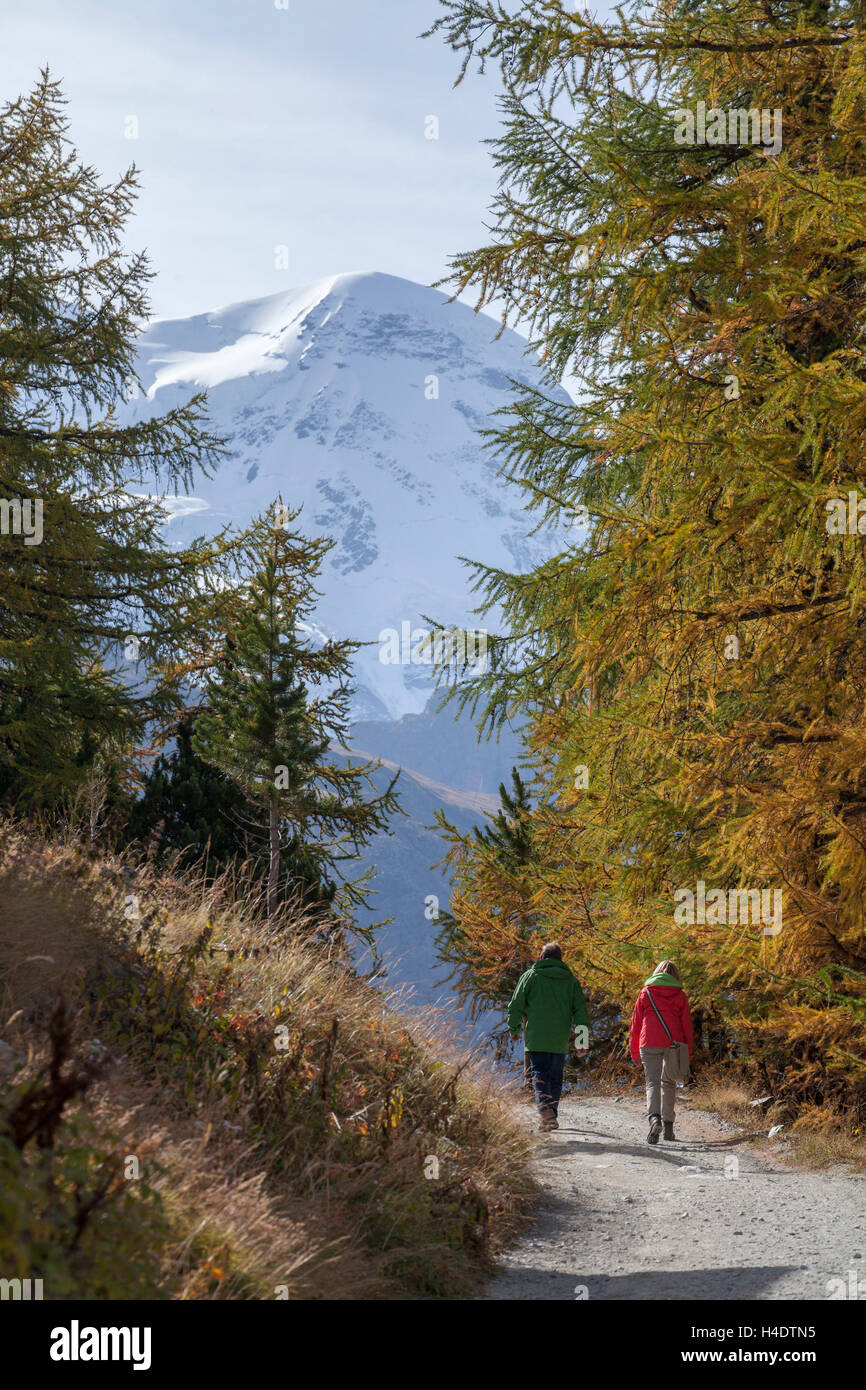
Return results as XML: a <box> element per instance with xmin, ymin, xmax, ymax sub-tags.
<box><xmin>487</xmin><ymin>1093</ymin><xmax>866</xmax><ymax>1300</ymax></box>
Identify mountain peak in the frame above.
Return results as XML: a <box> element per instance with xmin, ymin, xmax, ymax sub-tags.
<box><xmin>125</xmin><ymin>269</ymin><xmax>566</xmax><ymax>719</ymax></box>
<box><xmin>139</xmin><ymin>272</ymin><xmax>517</xmax><ymax>396</ymax></box>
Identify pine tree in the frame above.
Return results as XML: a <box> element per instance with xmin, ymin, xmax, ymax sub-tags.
<box><xmin>125</xmin><ymin>719</ymin><xmax>258</xmax><ymax>867</ymax></box>
<box><xmin>0</xmin><ymin>72</ymin><xmax>241</xmax><ymax>808</ymax></box>
<box><xmin>126</xmin><ymin>718</ymin><xmax>337</xmax><ymax>911</ymax></box>
<box><xmin>435</xmin><ymin>769</ymin><xmax>541</xmax><ymax>1015</ymax></box>
<box><xmin>193</xmin><ymin>505</ymin><xmax>399</xmax><ymax>926</ymax></box>
<box><xmin>428</xmin><ymin>0</ymin><xmax>866</xmax><ymax>1109</ymax></box>
<box><xmin>473</xmin><ymin>768</ymin><xmax>535</xmax><ymax>865</ymax></box>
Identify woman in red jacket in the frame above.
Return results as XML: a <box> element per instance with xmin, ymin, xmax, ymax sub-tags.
<box><xmin>628</xmin><ymin>960</ymin><xmax>693</xmax><ymax>1145</ymax></box>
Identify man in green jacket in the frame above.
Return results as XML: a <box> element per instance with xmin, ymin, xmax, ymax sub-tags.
<box><xmin>508</xmin><ymin>943</ymin><xmax>589</xmax><ymax>1132</ymax></box>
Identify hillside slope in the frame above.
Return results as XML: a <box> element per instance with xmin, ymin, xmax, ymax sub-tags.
<box><xmin>333</xmin><ymin>743</ymin><xmax>499</xmax><ymax>1019</ymax></box>
<box><xmin>0</xmin><ymin>825</ymin><xmax>534</xmax><ymax>1299</ymax></box>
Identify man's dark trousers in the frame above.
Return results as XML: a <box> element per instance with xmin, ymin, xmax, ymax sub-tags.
<box><xmin>528</xmin><ymin>1051</ymin><xmax>566</xmax><ymax>1117</ymax></box>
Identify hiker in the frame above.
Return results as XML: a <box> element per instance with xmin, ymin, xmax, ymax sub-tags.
<box><xmin>628</xmin><ymin>959</ymin><xmax>693</xmax><ymax>1145</ymax></box>
<box><xmin>508</xmin><ymin>943</ymin><xmax>589</xmax><ymax>1133</ymax></box>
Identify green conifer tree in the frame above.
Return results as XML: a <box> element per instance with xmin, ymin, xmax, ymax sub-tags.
<box><xmin>435</xmin><ymin>768</ymin><xmax>541</xmax><ymax>1034</ymax></box>
<box><xmin>127</xmin><ymin>718</ymin><xmax>338</xmax><ymax>912</ymax></box>
<box><xmin>193</xmin><ymin>506</ymin><xmax>399</xmax><ymax>924</ymax></box>
<box><xmin>0</xmin><ymin>72</ymin><xmax>241</xmax><ymax>808</ymax></box>
<box><xmin>125</xmin><ymin>719</ymin><xmax>258</xmax><ymax>867</ymax></box>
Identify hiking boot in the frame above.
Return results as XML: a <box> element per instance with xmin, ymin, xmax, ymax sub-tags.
<box><xmin>539</xmin><ymin>1107</ymin><xmax>557</xmax><ymax>1132</ymax></box>
<box><xmin>663</xmin><ymin>1121</ymin><xmax>676</xmax><ymax>1142</ymax></box>
<box><xmin>647</xmin><ymin>1114</ymin><xmax>662</xmax><ymax>1145</ymax></box>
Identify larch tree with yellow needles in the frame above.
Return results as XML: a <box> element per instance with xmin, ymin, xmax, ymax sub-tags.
<box><xmin>429</xmin><ymin>0</ymin><xmax>866</xmax><ymax>1114</ymax></box>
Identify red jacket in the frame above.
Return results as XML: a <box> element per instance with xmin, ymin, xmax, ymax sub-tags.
<box><xmin>629</xmin><ymin>983</ymin><xmax>693</xmax><ymax>1063</ymax></box>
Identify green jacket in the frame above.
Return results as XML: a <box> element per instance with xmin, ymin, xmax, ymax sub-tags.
<box><xmin>507</xmin><ymin>958</ymin><xmax>589</xmax><ymax>1053</ymax></box>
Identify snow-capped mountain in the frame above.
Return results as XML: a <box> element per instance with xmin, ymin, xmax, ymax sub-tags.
<box><xmin>123</xmin><ymin>271</ymin><xmax>567</xmax><ymax>719</ymax></box>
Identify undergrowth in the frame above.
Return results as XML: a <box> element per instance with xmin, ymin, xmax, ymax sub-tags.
<box><xmin>0</xmin><ymin>822</ymin><xmax>536</xmax><ymax>1299</ymax></box>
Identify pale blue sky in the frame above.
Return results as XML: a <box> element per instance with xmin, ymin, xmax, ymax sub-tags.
<box><xmin>3</xmin><ymin>1</ymin><xmax>615</xmax><ymax>319</ymax></box>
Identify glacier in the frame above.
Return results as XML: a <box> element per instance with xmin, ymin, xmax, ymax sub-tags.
<box><xmin>122</xmin><ymin>270</ymin><xmax>569</xmax><ymax>721</ymax></box>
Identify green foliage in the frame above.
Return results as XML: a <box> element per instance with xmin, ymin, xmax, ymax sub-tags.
<box><xmin>0</xmin><ymin>71</ymin><xmax>244</xmax><ymax>810</ymax></box>
<box><xmin>193</xmin><ymin>505</ymin><xmax>400</xmax><ymax>924</ymax></box>
<box><xmin>126</xmin><ymin>719</ymin><xmax>258</xmax><ymax>867</ymax></box>
<box><xmin>0</xmin><ymin>998</ymin><xmax>170</xmax><ymax>1299</ymax></box>
<box><xmin>434</xmin><ymin>769</ymin><xmax>543</xmax><ymax>1022</ymax></box>
<box><xmin>472</xmin><ymin>768</ymin><xmax>537</xmax><ymax>868</ymax></box>
<box><xmin>0</xmin><ymin>1127</ymin><xmax>169</xmax><ymax>1300</ymax></box>
<box><xmin>428</xmin><ymin>0</ymin><xmax>866</xmax><ymax>1108</ymax></box>
<box><xmin>124</xmin><ymin>717</ymin><xmax>330</xmax><ymax>915</ymax></box>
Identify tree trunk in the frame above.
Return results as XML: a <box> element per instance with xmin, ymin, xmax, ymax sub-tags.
<box><xmin>268</xmin><ymin>794</ymin><xmax>280</xmax><ymax>918</ymax></box>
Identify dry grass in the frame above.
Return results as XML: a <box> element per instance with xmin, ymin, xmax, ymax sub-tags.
<box><xmin>686</xmin><ymin>1063</ymin><xmax>866</xmax><ymax>1172</ymax></box>
<box><xmin>686</xmin><ymin>1068</ymin><xmax>768</xmax><ymax>1132</ymax></box>
<box><xmin>0</xmin><ymin>821</ymin><xmax>536</xmax><ymax>1299</ymax></box>
<box><xmin>80</xmin><ymin>1064</ymin><xmax>397</xmax><ymax>1300</ymax></box>
<box><xmin>780</xmin><ymin>1103</ymin><xmax>866</xmax><ymax>1173</ymax></box>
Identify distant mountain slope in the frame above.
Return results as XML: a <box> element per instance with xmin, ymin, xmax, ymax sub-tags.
<box><xmin>350</xmin><ymin>699</ymin><xmax>525</xmax><ymax>794</ymax></box>
<box><xmin>335</xmin><ymin>743</ymin><xmax>500</xmax><ymax>819</ymax></box>
<box><xmin>334</xmin><ymin>745</ymin><xmax>496</xmax><ymax>1031</ymax></box>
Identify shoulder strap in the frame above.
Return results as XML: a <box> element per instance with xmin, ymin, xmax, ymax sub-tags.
<box><xmin>645</xmin><ymin>987</ymin><xmax>674</xmax><ymax>1042</ymax></box>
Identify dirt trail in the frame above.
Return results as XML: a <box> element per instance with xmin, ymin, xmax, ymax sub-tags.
<box><xmin>487</xmin><ymin>1094</ymin><xmax>866</xmax><ymax>1300</ymax></box>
